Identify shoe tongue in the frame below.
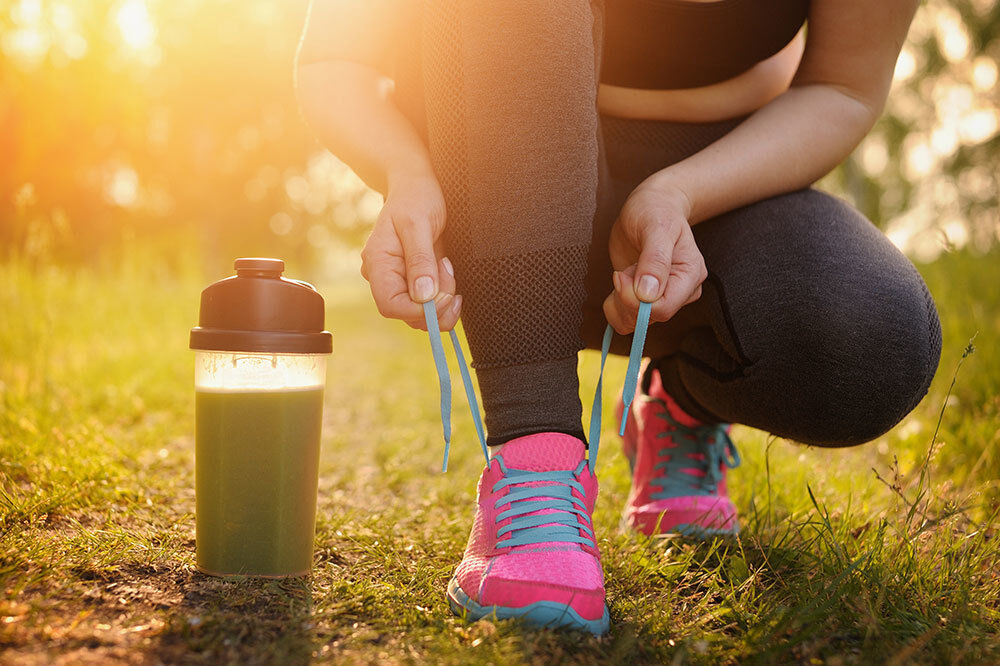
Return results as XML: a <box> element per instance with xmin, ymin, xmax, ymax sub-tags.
<box><xmin>650</xmin><ymin>369</ymin><xmax>702</xmax><ymax>428</ymax></box>
<box><xmin>496</xmin><ymin>433</ymin><xmax>585</xmax><ymax>472</ymax></box>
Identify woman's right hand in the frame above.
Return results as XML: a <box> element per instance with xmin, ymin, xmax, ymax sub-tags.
<box><xmin>360</xmin><ymin>174</ymin><xmax>462</xmax><ymax>331</ymax></box>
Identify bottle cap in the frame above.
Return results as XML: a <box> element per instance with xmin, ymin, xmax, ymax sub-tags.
<box><xmin>190</xmin><ymin>258</ymin><xmax>333</xmax><ymax>354</ymax></box>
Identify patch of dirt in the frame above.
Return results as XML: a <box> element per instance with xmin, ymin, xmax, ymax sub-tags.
<box><xmin>2</xmin><ymin>561</ymin><xmax>188</xmax><ymax>655</ymax></box>
<box><xmin>71</xmin><ymin>563</ymin><xmax>185</xmax><ymax>613</ymax></box>
<box><xmin>2</xmin><ymin>556</ymin><xmax>333</xmax><ymax>664</ymax></box>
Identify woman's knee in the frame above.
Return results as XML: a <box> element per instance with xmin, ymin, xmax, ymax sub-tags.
<box><xmin>701</xmin><ymin>190</ymin><xmax>943</xmax><ymax>446</ymax></box>
<box><xmin>761</xmin><ymin>268</ymin><xmax>941</xmax><ymax>446</ymax></box>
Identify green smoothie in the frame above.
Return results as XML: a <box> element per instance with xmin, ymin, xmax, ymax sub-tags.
<box><xmin>195</xmin><ymin>387</ymin><xmax>324</xmax><ymax>577</ymax></box>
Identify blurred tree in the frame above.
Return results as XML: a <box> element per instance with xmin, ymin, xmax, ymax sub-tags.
<box><xmin>0</xmin><ymin>0</ymin><xmax>997</xmax><ymax>270</ymax></box>
<box><xmin>824</xmin><ymin>0</ymin><xmax>999</xmax><ymax>261</ymax></box>
<box><xmin>0</xmin><ymin>0</ymin><xmax>375</xmax><ymax>269</ymax></box>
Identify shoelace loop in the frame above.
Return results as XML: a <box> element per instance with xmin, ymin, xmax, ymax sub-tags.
<box><xmin>649</xmin><ymin>401</ymin><xmax>741</xmax><ymax>499</ymax></box>
<box><xmin>492</xmin><ymin>460</ymin><xmax>596</xmax><ymax>550</ymax></box>
<box><xmin>425</xmin><ymin>299</ymin><xmax>653</xmax><ymax>472</ymax></box>
<box><xmin>424</xmin><ymin>301</ymin><xmax>487</xmax><ymax>472</ymax></box>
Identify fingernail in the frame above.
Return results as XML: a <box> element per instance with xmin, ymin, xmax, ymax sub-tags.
<box><xmin>637</xmin><ymin>275</ymin><xmax>660</xmax><ymax>302</ymax></box>
<box><xmin>436</xmin><ymin>292</ymin><xmax>453</xmax><ymax>305</ymax></box>
<box><xmin>443</xmin><ymin>257</ymin><xmax>454</xmax><ymax>277</ymax></box>
<box><xmin>451</xmin><ymin>295</ymin><xmax>462</xmax><ymax>315</ymax></box>
<box><xmin>414</xmin><ymin>276</ymin><xmax>435</xmax><ymax>302</ymax></box>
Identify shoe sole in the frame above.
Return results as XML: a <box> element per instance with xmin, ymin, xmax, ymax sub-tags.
<box><xmin>623</xmin><ymin>499</ymin><xmax>741</xmax><ymax>536</ymax></box>
<box><xmin>619</xmin><ymin>517</ymin><xmax>741</xmax><ymax>539</ymax></box>
<box><xmin>446</xmin><ymin>577</ymin><xmax>610</xmax><ymax>636</ymax></box>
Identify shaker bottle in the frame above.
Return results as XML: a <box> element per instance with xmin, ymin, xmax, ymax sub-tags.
<box><xmin>189</xmin><ymin>258</ymin><xmax>333</xmax><ymax>577</ymax></box>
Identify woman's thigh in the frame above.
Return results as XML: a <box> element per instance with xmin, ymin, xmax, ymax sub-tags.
<box><xmin>583</xmin><ymin>117</ymin><xmax>942</xmax><ymax>445</ymax></box>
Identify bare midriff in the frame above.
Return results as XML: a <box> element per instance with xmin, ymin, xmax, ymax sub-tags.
<box><xmin>598</xmin><ymin>30</ymin><xmax>804</xmax><ymax>122</ymax></box>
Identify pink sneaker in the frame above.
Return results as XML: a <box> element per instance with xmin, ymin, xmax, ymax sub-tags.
<box><xmin>447</xmin><ymin>432</ymin><xmax>610</xmax><ymax>634</ymax></box>
<box><xmin>618</xmin><ymin>366</ymin><xmax>741</xmax><ymax>537</ymax></box>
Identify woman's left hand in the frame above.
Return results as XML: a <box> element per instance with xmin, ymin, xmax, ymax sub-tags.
<box><xmin>605</xmin><ymin>174</ymin><xmax>708</xmax><ymax>334</ymax></box>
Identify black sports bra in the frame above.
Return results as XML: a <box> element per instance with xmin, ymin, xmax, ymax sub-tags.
<box><xmin>601</xmin><ymin>0</ymin><xmax>810</xmax><ymax>89</ymax></box>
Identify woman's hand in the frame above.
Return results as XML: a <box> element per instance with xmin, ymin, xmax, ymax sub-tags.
<box><xmin>604</xmin><ymin>174</ymin><xmax>707</xmax><ymax>334</ymax></box>
<box><xmin>360</xmin><ymin>174</ymin><xmax>462</xmax><ymax>331</ymax></box>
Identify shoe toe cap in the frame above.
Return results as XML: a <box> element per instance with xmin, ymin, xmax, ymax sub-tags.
<box><xmin>480</xmin><ymin>576</ymin><xmax>606</xmax><ymax>622</ymax></box>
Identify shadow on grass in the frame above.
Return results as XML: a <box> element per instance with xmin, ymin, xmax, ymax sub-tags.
<box><xmin>153</xmin><ymin>569</ymin><xmax>317</xmax><ymax>664</ymax></box>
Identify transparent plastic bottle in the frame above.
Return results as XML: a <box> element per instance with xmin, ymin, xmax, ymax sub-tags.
<box><xmin>190</xmin><ymin>258</ymin><xmax>332</xmax><ymax>577</ymax></box>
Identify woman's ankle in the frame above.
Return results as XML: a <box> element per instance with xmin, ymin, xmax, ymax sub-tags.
<box><xmin>478</xmin><ymin>357</ymin><xmax>584</xmax><ymax>447</ymax></box>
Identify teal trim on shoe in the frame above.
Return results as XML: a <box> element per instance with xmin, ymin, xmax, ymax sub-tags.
<box><xmin>447</xmin><ymin>577</ymin><xmax>610</xmax><ymax>636</ymax></box>
<box><xmin>671</xmin><ymin>522</ymin><xmax>741</xmax><ymax>538</ymax></box>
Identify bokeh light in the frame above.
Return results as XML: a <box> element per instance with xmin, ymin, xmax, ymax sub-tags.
<box><xmin>0</xmin><ymin>0</ymin><xmax>996</xmax><ymax>272</ymax></box>
<box><xmin>116</xmin><ymin>0</ymin><xmax>155</xmax><ymax>51</ymax></box>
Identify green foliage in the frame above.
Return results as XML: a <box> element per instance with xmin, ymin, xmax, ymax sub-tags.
<box><xmin>1</xmin><ymin>1</ymin><xmax>997</xmax><ymax>269</ymax></box>
<box><xmin>821</xmin><ymin>0</ymin><xmax>1000</xmax><ymax>259</ymax></box>
<box><xmin>0</xmin><ymin>0</ymin><xmax>375</xmax><ymax>266</ymax></box>
<box><xmin>1</xmin><ymin>249</ymin><xmax>999</xmax><ymax>663</ymax></box>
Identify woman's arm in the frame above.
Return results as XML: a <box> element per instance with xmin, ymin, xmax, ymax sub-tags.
<box><xmin>605</xmin><ymin>0</ymin><xmax>919</xmax><ymax>333</ymax></box>
<box><xmin>649</xmin><ymin>0</ymin><xmax>920</xmax><ymax>224</ymax></box>
<box><xmin>296</xmin><ymin>0</ymin><xmax>458</xmax><ymax>328</ymax></box>
<box><xmin>296</xmin><ymin>0</ymin><xmax>430</xmax><ymax>196</ymax></box>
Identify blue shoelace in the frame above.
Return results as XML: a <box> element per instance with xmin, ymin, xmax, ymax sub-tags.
<box><xmin>423</xmin><ymin>299</ymin><xmax>652</xmax><ymax>547</ymax></box>
<box><xmin>648</xmin><ymin>401</ymin><xmax>741</xmax><ymax>499</ymax></box>
<box><xmin>422</xmin><ymin>301</ymin><xmax>488</xmax><ymax>472</ymax></box>
<box><xmin>492</xmin><ymin>459</ymin><xmax>596</xmax><ymax>549</ymax></box>
<box><xmin>422</xmin><ymin>299</ymin><xmax>652</xmax><ymax>472</ymax></box>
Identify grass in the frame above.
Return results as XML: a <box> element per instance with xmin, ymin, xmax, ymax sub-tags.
<box><xmin>1</xmin><ymin>246</ymin><xmax>999</xmax><ymax>664</ymax></box>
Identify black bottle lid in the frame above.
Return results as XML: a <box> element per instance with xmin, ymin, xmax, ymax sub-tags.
<box><xmin>190</xmin><ymin>258</ymin><xmax>333</xmax><ymax>354</ymax></box>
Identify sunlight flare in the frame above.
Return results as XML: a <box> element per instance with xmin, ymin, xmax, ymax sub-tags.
<box><xmin>116</xmin><ymin>0</ymin><xmax>155</xmax><ymax>50</ymax></box>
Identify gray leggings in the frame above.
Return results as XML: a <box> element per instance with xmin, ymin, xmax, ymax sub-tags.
<box><xmin>416</xmin><ymin>0</ymin><xmax>941</xmax><ymax>448</ymax></box>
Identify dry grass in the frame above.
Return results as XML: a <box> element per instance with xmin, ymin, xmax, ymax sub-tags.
<box><xmin>2</xmin><ymin>248</ymin><xmax>999</xmax><ymax>664</ymax></box>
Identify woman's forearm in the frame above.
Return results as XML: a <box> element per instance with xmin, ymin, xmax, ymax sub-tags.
<box><xmin>295</xmin><ymin>59</ymin><xmax>434</xmax><ymax>195</ymax></box>
<box><xmin>657</xmin><ymin>83</ymin><xmax>880</xmax><ymax>225</ymax></box>
<box><xmin>657</xmin><ymin>0</ymin><xmax>918</xmax><ymax>224</ymax></box>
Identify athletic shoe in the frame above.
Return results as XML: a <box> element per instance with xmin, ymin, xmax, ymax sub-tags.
<box><xmin>446</xmin><ymin>432</ymin><xmax>610</xmax><ymax>635</ymax></box>
<box><xmin>618</xmin><ymin>365</ymin><xmax>741</xmax><ymax>537</ymax></box>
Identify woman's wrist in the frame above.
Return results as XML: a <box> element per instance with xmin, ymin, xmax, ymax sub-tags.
<box><xmin>385</xmin><ymin>155</ymin><xmax>438</xmax><ymax>193</ymax></box>
<box><xmin>644</xmin><ymin>169</ymin><xmax>697</xmax><ymax>224</ymax></box>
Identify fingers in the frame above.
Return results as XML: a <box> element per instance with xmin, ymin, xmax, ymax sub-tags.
<box><xmin>361</xmin><ymin>229</ymin><xmax>463</xmax><ymax>330</ymax></box>
<box><xmin>438</xmin><ymin>256</ymin><xmax>457</xmax><ymax>297</ymax></box>
<box><xmin>605</xmin><ymin>178</ymin><xmax>706</xmax><ymax>333</ymax></box>
<box><xmin>422</xmin><ymin>257</ymin><xmax>461</xmax><ymax>331</ymax></box>
<box><xmin>633</xmin><ymin>220</ymin><xmax>672</xmax><ymax>303</ymax></box>
<box><xmin>393</xmin><ymin>214</ymin><xmax>440</xmax><ymax>303</ymax></box>
<box><xmin>402</xmin><ymin>293</ymin><xmax>463</xmax><ymax>332</ymax></box>
<box><xmin>436</xmin><ymin>294</ymin><xmax>463</xmax><ymax>332</ymax></box>
<box><xmin>604</xmin><ymin>269</ymin><xmax>638</xmax><ymax>334</ymax></box>
<box><xmin>367</xmin><ymin>269</ymin><xmax>423</xmax><ymax>321</ymax></box>
<box><xmin>656</xmin><ymin>232</ymin><xmax>708</xmax><ymax>319</ymax></box>
<box><xmin>366</xmin><ymin>261</ymin><xmax>463</xmax><ymax>330</ymax></box>
<box><xmin>606</xmin><ymin>253</ymin><xmax>707</xmax><ymax>334</ymax></box>
<box><xmin>401</xmin><ymin>257</ymin><xmax>461</xmax><ymax>331</ymax></box>
<box><xmin>361</xmin><ymin>225</ymin><xmax>419</xmax><ymax>321</ymax></box>
<box><xmin>659</xmin><ymin>266</ymin><xmax>705</xmax><ymax>321</ymax></box>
